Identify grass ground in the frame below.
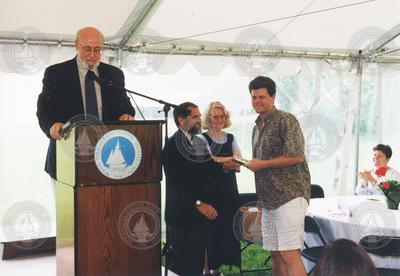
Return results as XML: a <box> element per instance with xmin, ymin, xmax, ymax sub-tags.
<box><xmin>162</xmin><ymin>241</ymin><xmax>272</xmax><ymax>276</ymax></box>
<box><xmin>220</xmin><ymin>242</ymin><xmax>272</xmax><ymax>275</ymax></box>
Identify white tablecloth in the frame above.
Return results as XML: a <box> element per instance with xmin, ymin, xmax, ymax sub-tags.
<box><xmin>305</xmin><ymin>195</ymin><xmax>400</xmax><ymax>269</ymax></box>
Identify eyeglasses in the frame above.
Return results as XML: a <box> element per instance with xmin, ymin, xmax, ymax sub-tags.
<box><xmin>79</xmin><ymin>45</ymin><xmax>102</xmax><ymax>54</ymax></box>
<box><xmin>212</xmin><ymin>115</ymin><xmax>226</xmax><ymax>120</ymax></box>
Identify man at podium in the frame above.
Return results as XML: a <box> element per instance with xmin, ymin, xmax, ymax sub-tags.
<box><xmin>36</xmin><ymin>26</ymin><xmax>135</xmax><ymax>179</ymax></box>
<box><xmin>163</xmin><ymin>102</ymin><xmax>218</xmax><ymax>275</ymax></box>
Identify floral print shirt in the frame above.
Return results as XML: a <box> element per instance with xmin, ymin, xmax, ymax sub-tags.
<box><xmin>252</xmin><ymin>108</ymin><xmax>311</xmax><ymax>210</ymax></box>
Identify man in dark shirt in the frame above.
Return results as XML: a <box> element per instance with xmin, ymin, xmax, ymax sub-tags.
<box><xmin>163</xmin><ymin>102</ymin><xmax>218</xmax><ymax>275</ymax></box>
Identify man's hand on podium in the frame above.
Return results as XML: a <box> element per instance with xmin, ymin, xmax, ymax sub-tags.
<box><xmin>119</xmin><ymin>114</ymin><xmax>135</xmax><ymax>121</ymax></box>
<box><xmin>50</xmin><ymin>122</ymin><xmax>64</xmax><ymax>140</ymax></box>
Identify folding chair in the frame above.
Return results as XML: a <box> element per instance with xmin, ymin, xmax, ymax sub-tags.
<box><xmin>311</xmin><ymin>184</ymin><xmax>325</xmax><ymax>199</ymax></box>
<box><xmin>302</xmin><ymin>215</ymin><xmax>327</xmax><ymax>274</ymax></box>
<box><xmin>237</xmin><ymin>193</ymin><xmax>271</xmax><ymax>275</ymax></box>
<box><xmin>359</xmin><ymin>235</ymin><xmax>400</xmax><ymax>275</ymax></box>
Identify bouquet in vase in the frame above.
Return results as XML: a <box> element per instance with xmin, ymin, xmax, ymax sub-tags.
<box><xmin>377</xmin><ymin>167</ymin><xmax>400</xmax><ymax>209</ymax></box>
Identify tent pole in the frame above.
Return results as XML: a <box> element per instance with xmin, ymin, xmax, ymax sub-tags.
<box><xmin>354</xmin><ymin>50</ymin><xmax>363</xmax><ymax>190</ymax></box>
<box><xmin>364</xmin><ymin>23</ymin><xmax>400</xmax><ymax>56</ymax></box>
<box><xmin>117</xmin><ymin>47</ymin><xmax>123</xmax><ymax>68</ymax></box>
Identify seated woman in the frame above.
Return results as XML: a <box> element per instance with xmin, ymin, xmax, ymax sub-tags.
<box><xmin>355</xmin><ymin>144</ymin><xmax>400</xmax><ymax>195</ymax></box>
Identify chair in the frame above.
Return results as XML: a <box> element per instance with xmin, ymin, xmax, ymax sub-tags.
<box><xmin>359</xmin><ymin>235</ymin><xmax>400</xmax><ymax>275</ymax></box>
<box><xmin>237</xmin><ymin>193</ymin><xmax>271</xmax><ymax>275</ymax></box>
<box><xmin>311</xmin><ymin>184</ymin><xmax>325</xmax><ymax>198</ymax></box>
<box><xmin>302</xmin><ymin>215</ymin><xmax>328</xmax><ymax>274</ymax></box>
<box><xmin>360</xmin><ymin>235</ymin><xmax>400</xmax><ymax>256</ymax></box>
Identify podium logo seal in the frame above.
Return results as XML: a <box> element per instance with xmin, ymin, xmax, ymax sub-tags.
<box><xmin>118</xmin><ymin>201</ymin><xmax>160</xmax><ymax>249</ymax></box>
<box><xmin>94</xmin><ymin>130</ymin><xmax>142</xmax><ymax>179</ymax></box>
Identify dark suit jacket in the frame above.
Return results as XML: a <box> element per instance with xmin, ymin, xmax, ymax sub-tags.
<box><xmin>162</xmin><ymin>130</ymin><xmax>215</xmax><ymax>229</ymax></box>
<box><xmin>36</xmin><ymin>57</ymin><xmax>135</xmax><ymax>178</ymax></box>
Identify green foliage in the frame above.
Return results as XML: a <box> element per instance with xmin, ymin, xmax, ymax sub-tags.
<box><xmin>161</xmin><ymin>241</ymin><xmax>272</xmax><ymax>276</ymax></box>
<box><xmin>220</xmin><ymin>242</ymin><xmax>272</xmax><ymax>275</ymax></box>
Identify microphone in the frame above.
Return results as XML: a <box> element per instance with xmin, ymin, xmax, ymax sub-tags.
<box><xmin>87</xmin><ymin>70</ymin><xmax>113</xmax><ymax>87</ymax></box>
<box><xmin>87</xmin><ymin>69</ymin><xmax>180</xmax><ymax>120</ymax></box>
<box><xmin>87</xmin><ymin>70</ymin><xmax>146</xmax><ymax>119</ymax></box>
<box><xmin>59</xmin><ymin>121</ymin><xmax>73</xmax><ymax>138</ymax></box>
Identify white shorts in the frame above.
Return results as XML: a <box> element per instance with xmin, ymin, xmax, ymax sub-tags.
<box><xmin>261</xmin><ymin>197</ymin><xmax>308</xmax><ymax>251</ymax></box>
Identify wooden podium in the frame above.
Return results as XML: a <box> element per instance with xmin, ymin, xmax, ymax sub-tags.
<box><xmin>55</xmin><ymin>120</ymin><xmax>163</xmax><ymax>276</ymax></box>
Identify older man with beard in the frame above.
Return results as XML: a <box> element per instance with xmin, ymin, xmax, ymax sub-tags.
<box><xmin>37</xmin><ymin>26</ymin><xmax>135</xmax><ymax>179</ymax></box>
<box><xmin>163</xmin><ymin>102</ymin><xmax>218</xmax><ymax>276</ymax></box>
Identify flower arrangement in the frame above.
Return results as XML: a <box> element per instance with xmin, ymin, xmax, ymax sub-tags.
<box><xmin>375</xmin><ymin>167</ymin><xmax>388</xmax><ymax>177</ymax></box>
<box><xmin>377</xmin><ymin>167</ymin><xmax>400</xmax><ymax>210</ymax></box>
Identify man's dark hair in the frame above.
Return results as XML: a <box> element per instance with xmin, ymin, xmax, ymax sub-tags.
<box><xmin>248</xmin><ymin>76</ymin><xmax>276</xmax><ymax>96</ymax></box>
<box><xmin>373</xmin><ymin>144</ymin><xmax>392</xmax><ymax>159</ymax></box>
<box><xmin>173</xmin><ymin>102</ymin><xmax>198</xmax><ymax>127</ymax></box>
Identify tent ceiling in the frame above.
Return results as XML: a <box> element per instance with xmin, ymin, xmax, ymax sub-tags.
<box><xmin>0</xmin><ymin>0</ymin><xmax>399</xmax><ymax>61</ymax></box>
<box><xmin>0</xmin><ymin>0</ymin><xmax>140</xmax><ymax>38</ymax></box>
<box><xmin>145</xmin><ymin>0</ymin><xmax>399</xmax><ymax>49</ymax></box>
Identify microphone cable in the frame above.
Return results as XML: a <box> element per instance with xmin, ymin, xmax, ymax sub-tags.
<box><xmin>127</xmin><ymin>93</ymin><xmax>146</xmax><ymax>120</ymax></box>
<box><xmin>87</xmin><ymin>70</ymin><xmax>146</xmax><ymax>120</ymax></box>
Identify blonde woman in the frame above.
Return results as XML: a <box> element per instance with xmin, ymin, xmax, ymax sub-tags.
<box><xmin>201</xmin><ymin>101</ymin><xmax>241</xmax><ymax>276</ymax></box>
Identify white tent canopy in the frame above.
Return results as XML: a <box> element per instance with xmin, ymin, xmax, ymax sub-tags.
<box><xmin>1</xmin><ymin>0</ymin><xmax>400</xmax><ymax>65</ymax></box>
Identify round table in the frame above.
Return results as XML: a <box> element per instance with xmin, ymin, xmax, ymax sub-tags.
<box><xmin>305</xmin><ymin>195</ymin><xmax>400</xmax><ymax>269</ymax></box>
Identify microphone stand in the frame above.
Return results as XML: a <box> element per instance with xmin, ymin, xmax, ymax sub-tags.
<box><xmin>123</xmin><ymin>87</ymin><xmax>174</xmax><ymax>276</ymax></box>
<box><xmin>88</xmin><ymin>71</ymin><xmax>177</xmax><ymax>145</ymax></box>
<box><xmin>124</xmin><ymin>87</ymin><xmax>176</xmax><ymax>146</ymax></box>
<box><xmin>88</xmin><ymin>71</ymin><xmax>174</xmax><ymax>275</ymax></box>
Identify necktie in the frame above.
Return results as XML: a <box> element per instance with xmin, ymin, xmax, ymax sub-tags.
<box><xmin>85</xmin><ymin>71</ymin><xmax>99</xmax><ymax>118</ymax></box>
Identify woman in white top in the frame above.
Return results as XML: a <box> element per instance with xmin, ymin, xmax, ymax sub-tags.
<box><xmin>356</xmin><ymin>144</ymin><xmax>400</xmax><ymax>195</ymax></box>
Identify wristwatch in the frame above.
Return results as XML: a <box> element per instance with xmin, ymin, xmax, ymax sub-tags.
<box><xmin>195</xmin><ymin>200</ymin><xmax>202</xmax><ymax>206</ymax></box>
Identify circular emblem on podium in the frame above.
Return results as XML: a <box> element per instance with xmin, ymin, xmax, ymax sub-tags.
<box><xmin>94</xmin><ymin>130</ymin><xmax>142</xmax><ymax>179</ymax></box>
<box><xmin>118</xmin><ymin>201</ymin><xmax>160</xmax><ymax>249</ymax></box>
